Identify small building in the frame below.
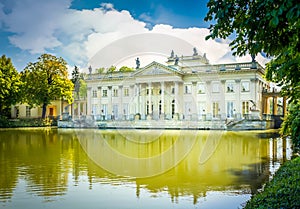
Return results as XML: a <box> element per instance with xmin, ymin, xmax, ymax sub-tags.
<box><xmin>11</xmin><ymin>100</ymin><xmax>71</xmax><ymax>119</ymax></box>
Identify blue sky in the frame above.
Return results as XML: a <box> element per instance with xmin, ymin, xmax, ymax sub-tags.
<box><xmin>0</xmin><ymin>0</ymin><xmax>263</xmax><ymax>72</ymax></box>
<box><xmin>70</xmin><ymin>0</ymin><xmax>209</xmax><ymax>28</ymax></box>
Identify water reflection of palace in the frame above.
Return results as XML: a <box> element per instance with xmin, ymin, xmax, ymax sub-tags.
<box><xmin>0</xmin><ymin>129</ymin><xmax>292</xmax><ymax>205</ymax></box>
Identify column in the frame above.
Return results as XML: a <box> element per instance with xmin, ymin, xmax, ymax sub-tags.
<box><xmin>161</xmin><ymin>82</ymin><xmax>165</xmax><ymax>115</ymax></box>
<box><xmin>139</xmin><ymin>83</ymin><xmax>143</xmax><ymax>116</ymax></box>
<box><xmin>192</xmin><ymin>82</ymin><xmax>197</xmax><ymax>115</ymax></box>
<box><xmin>205</xmin><ymin>81</ymin><xmax>211</xmax><ymax>114</ymax></box>
<box><xmin>220</xmin><ymin>80</ymin><xmax>226</xmax><ymax>117</ymax></box>
<box><xmin>283</xmin><ymin>96</ymin><xmax>287</xmax><ymax>116</ymax></box>
<box><xmin>108</xmin><ymin>86</ymin><xmax>112</xmax><ymax>117</ymax></box>
<box><xmin>273</xmin><ymin>96</ymin><xmax>278</xmax><ymax>115</ymax></box>
<box><xmin>235</xmin><ymin>79</ymin><xmax>241</xmax><ymax>115</ymax></box>
<box><xmin>130</xmin><ymin>84</ymin><xmax>135</xmax><ymax>115</ymax></box>
<box><xmin>174</xmin><ymin>81</ymin><xmax>179</xmax><ymax>113</ymax></box>
<box><xmin>148</xmin><ymin>82</ymin><xmax>152</xmax><ymax>115</ymax></box>
<box><xmin>87</xmin><ymin>87</ymin><xmax>92</xmax><ymax>115</ymax></box>
<box><xmin>98</xmin><ymin>87</ymin><xmax>102</xmax><ymax>116</ymax></box>
<box><xmin>119</xmin><ymin>85</ymin><xmax>123</xmax><ymax>119</ymax></box>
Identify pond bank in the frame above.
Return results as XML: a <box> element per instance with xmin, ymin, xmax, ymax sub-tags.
<box><xmin>244</xmin><ymin>156</ymin><xmax>300</xmax><ymax>208</ymax></box>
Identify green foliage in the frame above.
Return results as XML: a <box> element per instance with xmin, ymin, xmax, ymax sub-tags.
<box><xmin>0</xmin><ymin>116</ymin><xmax>57</xmax><ymax>127</ymax></box>
<box><xmin>205</xmin><ymin>0</ymin><xmax>299</xmax><ymax>57</ymax></box>
<box><xmin>0</xmin><ymin>55</ymin><xmax>22</xmax><ymax>116</ymax></box>
<box><xmin>71</xmin><ymin>66</ymin><xmax>81</xmax><ymax>98</ymax></box>
<box><xmin>244</xmin><ymin>156</ymin><xmax>300</xmax><ymax>209</ymax></box>
<box><xmin>79</xmin><ymin>79</ymin><xmax>87</xmax><ymax>99</ymax></box>
<box><xmin>119</xmin><ymin>66</ymin><xmax>134</xmax><ymax>72</ymax></box>
<box><xmin>71</xmin><ymin>66</ymin><xmax>80</xmax><ymax>85</ymax></box>
<box><xmin>107</xmin><ymin>66</ymin><xmax>116</xmax><ymax>73</ymax></box>
<box><xmin>96</xmin><ymin>67</ymin><xmax>105</xmax><ymax>74</ymax></box>
<box><xmin>281</xmin><ymin>102</ymin><xmax>300</xmax><ymax>151</ymax></box>
<box><xmin>21</xmin><ymin>54</ymin><xmax>74</xmax><ymax>118</ymax></box>
<box><xmin>205</xmin><ymin>0</ymin><xmax>300</xmax><ymax>144</ymax></box>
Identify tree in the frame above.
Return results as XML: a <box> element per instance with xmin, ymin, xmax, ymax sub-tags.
<box><xmin>205</xmin><ymin>0</ymin><xmax>300</xmax><ymax>145</ymax></box>
<box><xmin>96</xmin><ymin>67</ymin><xmax>105</xmax><ymax>74</ymax></box>
<box><xmin>0</xmin><ymin>55</ymin><xmax>22</xmax><ymax>116</ymax></box>
<box><xmin>79</xmin><ymin>79</ymin><xmax>87</xmax><ymax>99</ymax></box>
<box><xmin>71</xmin><ymin>66</ymin><xmax>80</xmax><ymax>99</ymax></box>
<box><xmin>107</xmin><ymin>66</ymin><xmax>116</xmax><ymax>73</ymax></box>
<box><xmin>119</xmin><ymin>66</ymin><xmax>134</xmax><ymax>72</ymax></box>
<box><xmin>22</xmin><ymin>54</ymin><xmax>74</xmax><ymax>118</ymax></box>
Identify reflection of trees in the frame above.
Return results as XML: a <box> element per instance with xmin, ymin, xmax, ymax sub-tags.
<box><xmin>76</xmin><ymin>130</ymin><xmax>283</xmax><ymax>205</ymax></box>
<box><xmin>0</xmin><ymin>129</ymin><xmax>292</xmax><ymax>205</ymax></box>
<box><xmin>0</xmin><ymin>134</ymin><xmax>19</xmax><ymax>202</ymax></box>
<box><xmin>0</xmin><ymin>129</ymin><xmax>85</xmax><ymax>201</ymax></box>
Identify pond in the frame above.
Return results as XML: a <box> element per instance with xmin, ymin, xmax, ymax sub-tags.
<box><xmin>0</xmin><ymin>128</ymin><xmax>292</xmax><ymax>209</ymax></box>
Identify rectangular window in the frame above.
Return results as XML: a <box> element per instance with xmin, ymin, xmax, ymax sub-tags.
<box><xmin>113</xmin><ymin>89</ymin><xmax>118</xmax><ymax>97</ymax></box>
<box><xmin>92</xmin><ymin>90</ymin><xmax>97</xmax><ymax>98</ymax></box>
<box><xmin>171</xmin><ymin>87</ymin><xmax>175</xmax><ymax>94</ymax></box>
<box><xmin>26</xmin><ymin>106</ymin><xmax>31</xmax><ymax>117</ymax></box>
<box><xmin>123</xmin><ymin>103</ymin><xmax>129</xmax><ymax>115</ymax></box>
<box><xmin>227</xmin><ymin>101</ymin><xmax>234</xmax><ymax>118</ymax></box>
<box><xmin>242</xmin><ymin>101</ymin><xmax>249</xmax><ymax>115</ymax></box>
<box><xmin>124</xmin><ymin>88</ymin><xmax>129</xmax><ymax>96</ymax></box>
<box><xmin>241</xmin><ymin>81</ymin><xmax>250</xmax><ymax>92</ymax></box>
<box><xmin>226</xmin><ymin>83</ymin><xmax>234</xmax><ymax>92</ymax></box>
<box><xmin>213</xmin><ymin>102</ymin><xmax>219</xmax><ymax>117</ymax></box>
<box><xmin>92</xmin><ymin>104</ymin><xmax>97</xmax><ymax>115</ymax></box>
<box><xmin>185</xmin><ymin>85</ymin><xmax>192</xmax><ymax>94</ymax></box>
<box><xmin>198</xmin><ymin>83</ymin><xmax>205</xmax><ymax>94</ymax></box>
<box><xmin>198</xmin><ymin>102</ymin><xmax>206</xmax><ymax>115</ymax></box>
<box><xmin>212</xmin><ymin>82</ymin><xmax>220</xmax><ymax>93</ymax></box>
<box><xmin>102</xmin><ymin>89</ymin><xmax>107</xmax><ymax>97</ymax></box>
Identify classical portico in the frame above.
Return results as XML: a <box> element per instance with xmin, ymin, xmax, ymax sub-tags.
<box><xmin>132</xmin><ymin>61</ymin><xmax>184</xmax><ymax>119</ymax></box>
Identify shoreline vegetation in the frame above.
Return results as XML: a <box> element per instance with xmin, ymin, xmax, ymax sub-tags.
<box><xmin>0</xmin><ymin>116</ymin><xmax>57</xmax><ymax>128</ymax></box>
<box><xmin>244</xmin><ymin>155</ymin><xmax>300</xmax><ymax>209</ymax></box>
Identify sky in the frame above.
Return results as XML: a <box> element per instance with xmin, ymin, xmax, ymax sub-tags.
<box><xmin>0</xmin><ymin>0</ymin><xmax>268</xmax><ymax>72</ymax></box>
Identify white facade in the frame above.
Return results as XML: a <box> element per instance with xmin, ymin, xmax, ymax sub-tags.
<box><xmin>86</xmin><ymin>52</ymin><xmax>270</xmax><ymax>121</ymax></box>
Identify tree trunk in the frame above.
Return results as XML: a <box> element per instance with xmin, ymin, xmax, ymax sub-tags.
<box><xmin>42</xmin><ymin>103</ymin><xmax>47</xmax><ymax>119</ymax></box>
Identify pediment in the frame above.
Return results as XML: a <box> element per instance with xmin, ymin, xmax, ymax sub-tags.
<box><xmin>134</xmin><ymin>61</ymin><xmax>183</xmax><ymax>76</ymax></box>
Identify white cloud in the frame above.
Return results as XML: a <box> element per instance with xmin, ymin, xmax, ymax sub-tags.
<box><xmin>0</xmin><ymin>0</ymin><xmax>268</xmax><ymax>71</ymax></box>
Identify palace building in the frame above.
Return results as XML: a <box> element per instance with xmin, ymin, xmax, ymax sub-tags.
<box><xmin>84</xmin><ymin>48</ymin><xmax>276</xmax><ymax>122</ymax></box>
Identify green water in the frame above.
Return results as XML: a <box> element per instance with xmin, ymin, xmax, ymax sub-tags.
<box><xmin>0</xmin><ymin>128</ymin><xmax>292</xmax><ymax>209</ymax></box>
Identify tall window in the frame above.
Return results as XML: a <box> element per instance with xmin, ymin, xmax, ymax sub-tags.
<box><xmin>26</xmin><ymin>106</ymin><xmax>31</xmax><ymax>117</ymax></box>
<box><xmin>227</xmin><ymin>101</ymin><xmax>234</xmax><ymax>118</ymax></box>
<box><xmin>124</xmin><ymin>88</ymin><xmax>129</xmax><ymax>96</ymax></box>
<box><xmin>92</xmin><ymin>90</ymin><xmax>97</xmax><ymax>98</ymax></box>
<box><xmin>198</xmin><ymin>102</ymin><xmax>206</xmax><ymax>115</ymax></box>
<box><xmin>113</xmin><ymin>89</ymin><xmax>118</xmax><ymax>97</ymax></box>
<box><xmin>171</xmin><ymin>87</ymin><xmax>175</xmax><ymax>94</ymax></box>
<box><xmin>213</xmin><ymin>102</ymin><xmax>219</xmax><ymax>117</ymax></box>
<box><xmin>92</xmin><ymin>104</ymin><xmax>97</xmax><ymax>115</ymax></box>
<box><xmin>242</xmin><ymin>101</ymin><xmax>249</xmax><ymax>115</ymax></box>
<box><xmin>102</xmin><ymin>89</ymin><xmax>107</xmax><ymax>97</ymax></box>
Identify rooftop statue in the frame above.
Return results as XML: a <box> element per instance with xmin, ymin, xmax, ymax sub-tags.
<box><xmin>170</xmin><ymin>50</ymin><xmax>174</xmax><ymax>58</ymax></box>
<box><xmin>174</xmin><ymin>55</ymin><xmax>179</xmax><ymax>65</ymax></box>
<box><xmin>136</xmin><ymin>57</ymin><xmax>140</xmax><ymax>69</ymax></box>
<box><xmin>193</xmin><ymin>47</ymin><xmax>198</xmax><ymax>56</ymax></box>
<box><xmin>88</xmin><ymin>65</ymin><xmax>92</xmax><ymax>74</ymax></box>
